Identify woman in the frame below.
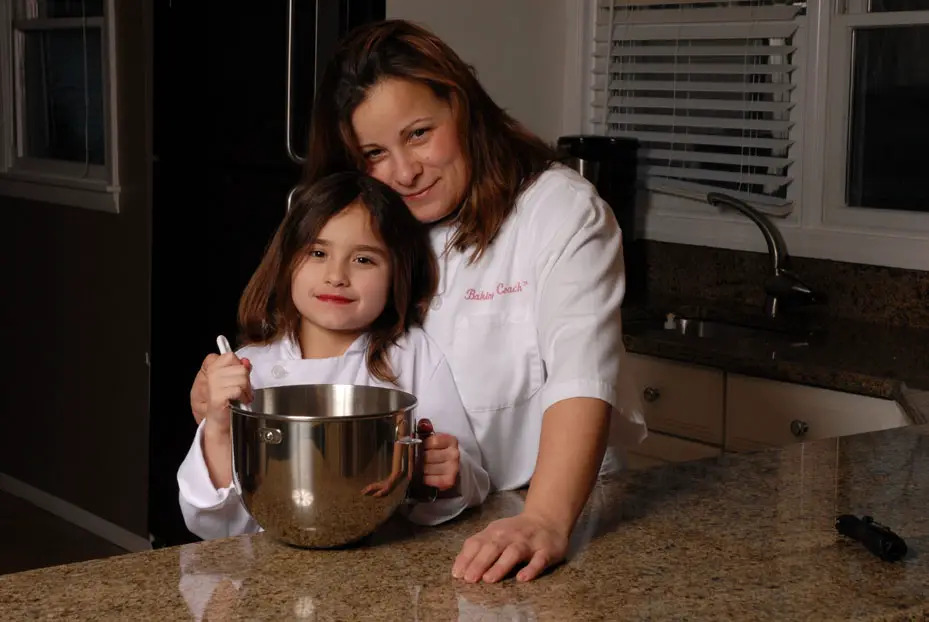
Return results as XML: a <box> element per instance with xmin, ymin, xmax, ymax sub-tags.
<box><xmin>189</xmin><ymin>19</ymin><xmax>646</xmax><ymax>583</ymax></box>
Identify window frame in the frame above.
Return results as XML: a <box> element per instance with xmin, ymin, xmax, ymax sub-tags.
<box><xmin>821</xmin><ymin>5</ymin><xmax>929</xmax><ymax>233</ymax></box>
<box><xmin>0</xmin><ymin>0</ymin><xmax>121</xmax><ymax>213</ymax></box>
<box><xmin>578</xmin><ymin>0</ymin><xmax>929</xmax><ymax>271</ymax></box>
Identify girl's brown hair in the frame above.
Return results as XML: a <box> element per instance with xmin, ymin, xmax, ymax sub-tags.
<box><xmin>238</xmin><ymin>171</ymin><xmax>438</xmax><ymax>383</ymax></box>
<box><xmin>303</xmin><ymin>19</ymin><xmax>557</xmax><ymax>262</ymax></box>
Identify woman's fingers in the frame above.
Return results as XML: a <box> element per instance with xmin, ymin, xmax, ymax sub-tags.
<box><xmin>460</xmin><ymin>540</ymin><xmax>506</xmax><ymax>583</ymax></box>
<box><xmin>516</xmin><ymin>549</ymin><xmax>551</xmax><ymax>582</ymax></box>
<box><xmin>482</xmin><ymin>542</ymin><xmax>531</xmax><ymax>583</ymax></box>
<box><xmin>191</xmin><ymin>354</ymin><xmax>218</xmax><ymax>424</ymax></box>
<box><xmin>452</xmin><ymin>515</ymin><xmax>568</xmax><ymax>584</ymax></box>
<box><xmin>452</xmin><ymin>536</ymin><xmax>484</xmax><ymax>579</ymax></box>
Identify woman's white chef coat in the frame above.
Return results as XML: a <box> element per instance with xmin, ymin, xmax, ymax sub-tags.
<box><xmin>422</xmin><ymin>164</ymin><xmax>647</xmax><ymax>492</ymax></box>
<box><xmin>176</xmin><ymin>328</ymin><xmax>490</xmax><ymax>540</ymax></box>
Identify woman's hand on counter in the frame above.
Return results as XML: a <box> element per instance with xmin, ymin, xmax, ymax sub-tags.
<box><xmin>451</xmin><ymin>397</ymin><xmax>610</xmax><ymax>583</ymax></box>
<box><xmin>451</xmin><ymin>512</ymin><xmax>569</xmax><ymax>583</ymax></box>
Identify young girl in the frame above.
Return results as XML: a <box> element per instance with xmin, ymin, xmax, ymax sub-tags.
<box><xmin>177</xmin><ymin>171</ymin><xmax>490</xmax><ymax>539</ymax></box>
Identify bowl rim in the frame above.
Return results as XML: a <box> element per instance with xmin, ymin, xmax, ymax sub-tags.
<box><xmin>229</xmin><ymin>383</ymin><xmax>418</xmax><ymax>422</ymax></box>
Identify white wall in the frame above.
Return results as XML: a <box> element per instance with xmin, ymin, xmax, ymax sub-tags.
<box><xmin>386</xmin><ymin>0</ymin><xmax>585</xmax><ymax>144</ymax></box>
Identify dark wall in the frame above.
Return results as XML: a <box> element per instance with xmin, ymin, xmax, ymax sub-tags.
<box><xmin>0</xmin><ymin>4</ymin><xmax>151</xmax><ymax>538</ymax></box>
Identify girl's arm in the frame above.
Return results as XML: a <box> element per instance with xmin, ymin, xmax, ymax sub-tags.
<box><xmin>406</xmin><ymin>355</ymin><xmax>491</xmax><ymax>526</ymax></box>
<box><xmin>177</xmin><ymin>420</ymin><xmax>261</xmax><ymax>539</ymax></box>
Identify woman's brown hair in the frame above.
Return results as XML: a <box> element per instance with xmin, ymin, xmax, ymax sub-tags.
<box><xmin>237</xmin><ymin>171</ymin><xmax>438</xmax><ymax>383</ymax></box>
<box><xmin>303</xmin><ymin>19</ymin><xmax>557</xmax><ymax>262</ymax></box>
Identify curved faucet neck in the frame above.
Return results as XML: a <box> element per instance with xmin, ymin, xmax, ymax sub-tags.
<box><xmin>706</xmin><ymin>192</ymin><xmax>788</xmax><ymax>277</ymax></box>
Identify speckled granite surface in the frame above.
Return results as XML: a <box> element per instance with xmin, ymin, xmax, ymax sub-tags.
<box><xmin>2</xmin><ymin>424</ymin><xmax>929</xmax><ymax>621</ymax></box>
<box><xmin>627</xmin><ymin>241</ymin><xmax>929</xmax><ymax>413</ymax></box>
<box><xmin>623</xmin><ymin>296</ymin><xmax>929</xmax><ymax>420</ymax></box>
<box><xmin>641</xmin><ymin>241</ymin><xmax>929</xmax><ymax>330</ymax></box>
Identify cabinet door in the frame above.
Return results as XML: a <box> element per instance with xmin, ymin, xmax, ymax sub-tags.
<box><xmin>725</xmin><ymin>374</ymin><xmax>909</xmax><ymax>452</ymax></box>
<box><xmin>625</xmin><ymin>353</ymin><xmax>725</xmax><ymax>445</ymax></box>
<box><xmin>626</xmin><ymin>431</ymin><xmax>722</xmax><ymax>469</ymax></box>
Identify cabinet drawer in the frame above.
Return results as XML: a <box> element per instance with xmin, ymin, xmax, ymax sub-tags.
<box><xmin>625</xmin><ymin>353</ymin><xmax>724</xmax><ymax>444</ymax></box>
<box><xmin>725</xmin><ymin>374</ymin><xmax>909</xmax><ymax>452</ymax></box>
<box><xmin>628</xmin><ymin>431</ymin><xmax>721</xmax><ymax>466</ymax></box>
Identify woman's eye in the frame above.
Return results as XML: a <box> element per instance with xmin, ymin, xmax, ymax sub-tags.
<box><xmin>363</xmin><ymin>148</ymin><xmax>384</xmax><ymax>161</ymax></box>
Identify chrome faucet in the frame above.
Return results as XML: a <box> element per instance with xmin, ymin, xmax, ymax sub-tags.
<box><xmin>706</xmin><ymin>192</ymin><xmax>819</xmax><ymax>319</ymax></box>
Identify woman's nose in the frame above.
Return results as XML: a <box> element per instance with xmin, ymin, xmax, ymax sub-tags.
<box><xmin>393</xmin><ymin>151</ymin><xmax>423</xmax><ymax>187</ymax></box>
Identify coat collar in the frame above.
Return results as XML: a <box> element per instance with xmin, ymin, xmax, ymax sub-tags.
<box><xmin>278</xmin><ymin>332</ymin><xmax>369</xmax><ymax>360</ymax></box>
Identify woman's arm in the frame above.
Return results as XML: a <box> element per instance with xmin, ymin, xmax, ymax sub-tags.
<box><xmin>524</xmin><ymin>397</ymin><xmax>610</xmax><ymax>541</ymax></box>
<box><xmin>451</xmin><ymin>398</ymin><xmax>609</xmax><ymax>582</ymax></box>
<box><xmin>191</xmin><ymin>354</ymin><xmax>219</xmax><ymax>424</ymax></box>
<box><xmin>453</xmin><ymin>174</ymin><xmax>642</xmax><ymax>582</ymax></box>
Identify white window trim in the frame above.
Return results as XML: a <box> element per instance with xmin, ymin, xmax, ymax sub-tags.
<box><xmin>572</xmin><ymin>0</ymin><xmax>929</xmax><ymax>272</ymax></box>
<box><xmin>822</xmin><ymin>7</ymin><xmax>929</xmax><ymax>234</ymax></box>
<box><xmin>0</xmin><ymin>0</ymin><xmax>122</xmax><ymax>213</ymax></box>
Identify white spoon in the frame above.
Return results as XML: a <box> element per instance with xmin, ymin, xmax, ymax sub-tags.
<box><xmin>216</xmin><ymin>335</ymin><xmax>252</xmax><ymax>412</ymax></box>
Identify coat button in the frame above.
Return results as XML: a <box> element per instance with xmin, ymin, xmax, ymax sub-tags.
<box><xmin>271</xmin><ymin>365</ymin><xmax>288</xmax><ymax>379</ymax></box>
<box><xmin>430</xmin><ymin>296</ymin><xmax>443</xmax><ymax>311</ymax></box>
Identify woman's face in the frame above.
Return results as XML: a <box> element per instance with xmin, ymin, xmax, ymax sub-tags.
<box><xmin>351</xmin><ymin>78</ymin><xmax>468</xmax><ymax>224</ymax></box>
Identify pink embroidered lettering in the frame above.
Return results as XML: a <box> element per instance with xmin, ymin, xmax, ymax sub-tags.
<box><xmin>464</xmin><ymin>288</ymin><xmax>494</xmax><ymax>301</ymax></box>
<box><xmin>465</xmin><ymin>281</ymin><xmax>529</xmax><ymax>301</ymax></box>
<box><xmin>496</xmin><ymin>280</ymin><xmax>529</xmax><ymax>295</ymax></box>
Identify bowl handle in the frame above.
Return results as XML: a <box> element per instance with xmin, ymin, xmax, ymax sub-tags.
<box><xmin>406</xmin><ymin>418</ymin><xmax>439</xmax><ymax>503</ymax></box>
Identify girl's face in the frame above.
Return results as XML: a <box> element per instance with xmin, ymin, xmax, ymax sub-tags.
<box><xmin>351</xmin><ymin>78</ymin><xmax>469</xmax><ymax>224</ymax></box>
<box><xmin>291</xmin><ymin>202</ymin><xmax>392</xmax><ymax>342</ymax></box>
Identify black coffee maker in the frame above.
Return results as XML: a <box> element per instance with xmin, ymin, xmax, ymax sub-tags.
<box><xmin>556</xmin><ymin>135</ymin><xmax>645</xmax><ymax>304</ymax></box>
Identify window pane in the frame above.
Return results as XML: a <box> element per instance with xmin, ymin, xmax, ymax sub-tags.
<box><xmin>18</xmin><ymin>0</ymin><xmax>104</xmax><ymax>19</ymax></box>
<box><xmin>847</xmin><ymin>26</ymin><xmax>929</xmax><ymax>211</ymax></box>
<box><xmin>869</xmin><ymin>0</ymin><xmax>929</xmax><ymax>11</ymax></box>
<box><xmin>21</xmin><ymin>27</ymin><xmax>105</xmax><ymax>165</ymax></box>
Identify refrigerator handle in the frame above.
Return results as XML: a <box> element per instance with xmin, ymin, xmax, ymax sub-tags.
<box><xmin>285</xmin><ymin>0</ymin><xmax>314</xmax><ymax>165</ymax></box>
<box><xmin>286</xmin><ymin>185</ymin><xmax>299</xmax><ymax>214</ymax></box>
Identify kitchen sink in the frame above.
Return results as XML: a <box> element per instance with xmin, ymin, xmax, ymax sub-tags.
<box><xmin>664</xmin><ymin>316</ymin><xmax>809</xmax><ymax>344</ymax></box>
<box><xmin>625</xmin><ymin>312</ymin><xmax>816</xmax><ymax>349</ymax></box>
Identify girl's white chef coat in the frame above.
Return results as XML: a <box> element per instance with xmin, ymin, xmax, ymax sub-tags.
<box><xmin>422</xmin><ymin>164</ymin><xmax>647</xmax><ymax>492</ymax></box>
<box><xmin>177</xmin><ymin>328</ymin><xmax>490</xmax><ymax>540</ymax></box>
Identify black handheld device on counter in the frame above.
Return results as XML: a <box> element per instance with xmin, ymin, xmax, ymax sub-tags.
<box><xmin>835</xmin><ymin>514</ymin><xmax>907</xmax><ymax>562</ymax></box>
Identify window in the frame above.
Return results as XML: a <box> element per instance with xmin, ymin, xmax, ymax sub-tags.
<box><xmin>824</xmin><ymin>0</ymin><xmax>929</xmax><ymax>231</ymax></box>
<box><xmin>583</xmin><ymin>0</ymin><xmax>929</xmax><ymax>270</ymax></box>
<box><xmin>591</xmin><ymin>0</ymin><xmax>804</xmax><ymax>217</ymax></box>
<box><xmin>0</xmin><ymin>0</ymin><xmax>123</xmax><ymax>213</ymax></box>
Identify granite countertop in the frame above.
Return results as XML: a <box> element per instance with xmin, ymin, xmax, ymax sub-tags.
<box><xmin>622</xmin><ymin>298</ymin><xmax>929</xmax><ymax>422</ymax></box>
<box><xmin>3</xmin><ymin>423</ymin><xmax>929</xmax><ymax>620</ymax></box>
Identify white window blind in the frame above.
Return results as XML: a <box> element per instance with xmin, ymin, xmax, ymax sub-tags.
<box><xmin>591</xmin><ymin>0</ymin><xmax>804</xmax><ymax>216</ymax></box>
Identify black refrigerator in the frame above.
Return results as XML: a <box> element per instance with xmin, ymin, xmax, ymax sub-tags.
<box><xmin>149</xmin><ymin>0</ymin><xmax>386</xmax><ymax>548</ymax></box>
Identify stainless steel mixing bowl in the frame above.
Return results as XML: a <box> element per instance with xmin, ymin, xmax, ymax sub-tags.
<box><xmin>229</xmin><ymin>384</ymin><xmax>427</xmax><ymax>548</ymax></box>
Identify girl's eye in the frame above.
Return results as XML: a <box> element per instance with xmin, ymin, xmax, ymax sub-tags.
<box><xmin>310</xmin><ymin>249</ymin><xmax>326</xmax><ymax>258</ymax></box>
<box><xmin>355</xmin><ymin>256</ymin><xmax>375</xmax><ymax>265</ymax></box>
<box><xmin>410</xmin><ymin>127</ymin><xmax>429</xmax><ymax>140</ymax></box>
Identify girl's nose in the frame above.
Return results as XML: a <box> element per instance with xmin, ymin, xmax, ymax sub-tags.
<box><xmin>325</xmin><ymin>260</ymin><xmax>348</xmax><ymax>286</ymax></box>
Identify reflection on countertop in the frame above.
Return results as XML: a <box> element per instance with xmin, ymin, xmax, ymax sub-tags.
<box><xmin>623</xmin><ymin>297</ymin><xmax>929</xmax><ymax>415</ymax></box>
<box><xmin>2</xmin><ymin>423</ymin><xmax>929</xmax><ymax>620</ymax></box>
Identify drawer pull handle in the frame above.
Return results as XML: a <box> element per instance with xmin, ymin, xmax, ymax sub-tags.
<box><xmin>790</xmin><ymin>419</ymin><xmax>809</xmax><ymax>437</ymax></box>
<box><xmin>643</xmin><ymin>387</ymin><xmax>661</xmax><ymax>403</ymax></box>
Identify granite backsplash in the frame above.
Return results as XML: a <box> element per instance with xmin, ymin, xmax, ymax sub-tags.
<box><xmin>640</xmin><ymin>241</ymin><xmax>929</xmax><ymax>330</ymax></box>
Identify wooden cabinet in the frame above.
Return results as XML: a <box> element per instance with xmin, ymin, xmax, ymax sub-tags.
<box><xmin>625</xmin><ymin>353</ymin><xmax>725</xmax><ymax>445</ymax></box>
<box><xmin>724</xmin><ymin>374</ymin><xmax>909</xmax><ymax>452</ymax></box>
<box><xmin>623</xmin><ymin>353</ymin><xmax>911</xmax><ymax>465</ymax></box>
